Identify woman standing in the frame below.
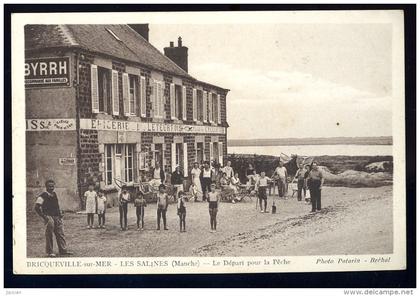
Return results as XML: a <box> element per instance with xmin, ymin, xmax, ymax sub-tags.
<box><xmin>190</xmin><ymin>162</ymin><xmax>203</xmax><ymax>201</ymax></box>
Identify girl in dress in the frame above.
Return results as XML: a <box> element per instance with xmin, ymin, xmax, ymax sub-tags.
<box><xmin>83</xmin><ymin>184</ymin><xmax>97</xmax><ymax>229</ymax></box>
<box><xmin>96</xmin><ymin>190</ymin><xmax>107</xmax><ymax>229</ymax></box>
<box><xmin>190</xmin><ymin>162</ymin><xmax>203</xmax><ymax>201</ymax></box>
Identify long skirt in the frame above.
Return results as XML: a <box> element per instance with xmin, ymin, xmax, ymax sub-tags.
<box><xmin>193</xmin><ymin>177</ymin><xmax>203</xmax><ymax>199</ymax></box>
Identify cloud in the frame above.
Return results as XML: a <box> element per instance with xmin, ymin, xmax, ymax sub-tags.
<box><xmin>192</xmin><ymin>63</ymin><xmax>392</xmax><ymax>139</ymax></box>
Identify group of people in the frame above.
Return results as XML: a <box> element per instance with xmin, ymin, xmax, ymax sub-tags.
<box><xmin>245</xmin><ymin>161</ymin><xmax>324</xmax><ymax>213</ymax></box>
<box><xmin>34</xmin><ymin>158</ymin><xmax>324</xmax><ymax>257</ymax></box>
<box><xmin>84</xmin><ymin>181</ymin><xmax>222</xmax><ymax>234</ymax></box>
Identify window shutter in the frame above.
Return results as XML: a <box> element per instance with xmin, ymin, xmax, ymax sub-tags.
<box><xmin>161</xmin><ymin>82</ymin><xmax>165</xmax><ymax>118</ymax></box>
<box><xmin>192</xmin><ymin>88</ymin><xmax>197</xmax><ymax>121</ymax></box>
<box><xmin>171</xmin><ymin>143</ymin><xmax>177</xmax><ymax>172</ymax></box>
<box><xmin>140</xmin><ymin>76</ymin><xmax>146</xmax><ymax>117</ymax></box>
<box><xmin>203</xmin><ymin>91</ymin><xmax>208</xmax><ymax>122</ymax></box>
<box><xmin>208</xmin><ymin>92</ymin><xmax>213</xmax><ymax>123</ymax></box>
<box><xmin>217</xmin><ymin>94</ymin><xmax>221</xmax><ymax>124</ymax></box>
<box><xmin>152</xmin><ymin>80</ymin><xmax>158</xmax><ymax>118</ymax></box>
<box><xmin>182</xmin><ymin>86</ymin><xmax>187</xmax><ymax>121</ymax></box>
<box><xmin>209</xmin><ymin>142</ymin><xmax>213</xmax><ymax>161</ymax></box>
<box><xmin>183</xmin><ymin>143</ymin><xmax>188</xmax><ymax>177</ymax></box>
<box><xmin>170</xmin><ymin>83</ymin><xmax>176</xmax><ymax>119</ymax></box>
<box><xmin>218</xmin><ymin>142</ymin><xmax>224</xmax><ymax>165</ymax></box>
<box><xmin>122</xmin><ymin>73</ymin><xmax>130</xmax><ymax>116</ymax></box>
<box><xmin>132</xmin><ymin>76</ymin><xmax>137</xmax><ymax>116</ymax></box>
<box><xmin>111</xmin><ymin>70</ymin><xmax>119</xmax><ymax>115</ymax></box>
<box><xmin>90</xmin><ymin>64</ymin><xmax>99</xmax><ymax>113</ymax></box>
<box><xmin>157</xmin><ymin>82</ymin><xmax>163</xmax><ymax>118</ymax></box>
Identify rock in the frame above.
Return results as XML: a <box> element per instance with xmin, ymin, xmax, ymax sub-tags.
<box><xmin>365</xmin><ymin>161</ymin><xmax>393</xmax><ymax>172</ymax></box>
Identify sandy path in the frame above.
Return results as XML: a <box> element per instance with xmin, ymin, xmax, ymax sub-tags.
<box><xmin>26</xmin><ymin>186</ymin><xmax>392</xmax><ymax>257</ymax></box>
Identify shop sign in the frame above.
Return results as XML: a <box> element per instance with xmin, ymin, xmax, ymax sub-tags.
<box><xmin>25</xmin><ymin>57</ymin><xmax>71</xmax><ymax>87</ymax></box>
<box><xmin>80</xmin><ymin>119</ymin><xmax>226</xmax><ymax>135</ymax></box>
<box><xmin>26</xmin><ymin>119</ymin><xmax>76</xmax><ymax>131</ymax></box>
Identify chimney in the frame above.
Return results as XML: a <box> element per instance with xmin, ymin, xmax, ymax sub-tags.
<box><xmin>128</xmin><ymin>24</ymin><xmax>149</xmax><ymax>41</ymax></box>
<box><xmin>164</xmin><ymin>36</ymin><xmax>188</xmax><ymax>73</ymax></box>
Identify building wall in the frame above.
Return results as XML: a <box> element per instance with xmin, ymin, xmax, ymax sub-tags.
<box><xmin>25</xmin><ymin>49</ymin><xmax>79</xmax><ymax>211</ymax></box>
<box><xmin>26</xmin><ymin>48</ymin><xmax>228</xmax><ymax>210</ymax></box>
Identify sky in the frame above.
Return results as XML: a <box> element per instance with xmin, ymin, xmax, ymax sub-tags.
<box><xmin>149</xmin><ymin>23</ymin><xmax>393</xmax><ymax>140</ymax></box>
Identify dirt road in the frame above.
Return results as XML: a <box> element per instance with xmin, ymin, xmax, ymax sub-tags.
<box><xmin>27</xmin><ymin>186</ymin><xmax>393</xmax><ymax>257</ymax></box>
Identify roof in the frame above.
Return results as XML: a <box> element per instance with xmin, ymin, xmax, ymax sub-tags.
<box><xmin>25</xmin><ymin>24</ymin><xmax>195</xmax><ymax>79</ymax></box>
<box><xmin>25</xmin><ymin>24</ymin><xmax>229</xmax><ymax>92</ymax></box>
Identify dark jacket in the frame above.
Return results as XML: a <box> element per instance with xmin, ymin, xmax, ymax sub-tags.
<box><xmin>171</xmin><ymin>170</ymin><xmax>184</xmax><ymax>185</ymax></box>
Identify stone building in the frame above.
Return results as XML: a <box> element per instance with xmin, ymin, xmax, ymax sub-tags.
<box><xmin>25</xmin><ymin>24</ymin><xmax>229</xmax><ymax>210</ymax></box>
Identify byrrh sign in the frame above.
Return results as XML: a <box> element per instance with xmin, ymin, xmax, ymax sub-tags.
<box><xmin>25</xmin><ymin>57</ymin><xmax>71</xmax><ymax>87</ymax></box>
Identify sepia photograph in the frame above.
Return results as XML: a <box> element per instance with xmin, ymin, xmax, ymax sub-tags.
<box><xmin>11</xmin><ymin>9</ymin><xmax>407</xmax><ymax>275</ymax></box>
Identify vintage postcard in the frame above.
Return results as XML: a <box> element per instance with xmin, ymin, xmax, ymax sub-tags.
<box><xmin>12</xmin><ymin>10</ymin><xmax>406</xmax><ymax>274</ymax></box>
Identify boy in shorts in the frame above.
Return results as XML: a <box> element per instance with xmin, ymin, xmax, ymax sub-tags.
<box><xmin>207</xmin><ymin>183</ymin><xmax>220</xmax><ymax>232</ymax></box>
<box><xmin>256</xmin><ymin>171</ymin><xmax>271</xmax><ymax>213</ymax></box>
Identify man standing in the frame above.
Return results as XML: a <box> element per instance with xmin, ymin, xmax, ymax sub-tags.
<box><xmin>294</xmin><ymin>163</ymin><xmax>307</xmax><ymax>201</ymax></box>
<box><xmin>34</xmin><ymin>180</ymin><xmax>72</xmax><ymax>257</ymax></box>
<box><xmin>150</xmin><ymin>161</ymin><xmax>165</xmax><ymax>189</ymax></box>
<box><xmin>308</xmin><ymin>162</ymin><xmax>324</xmax><ymax>212</ymax></box>
<box><xmin>171</xmin><ymin>166</ymin><xmax>184</xmax><ymax>197</ymax></box>
<box><xmin>273</xmin><ymin>161</ymin><xmax>288</xmax><ymax>198</ymax></box>
<box><xmin>200</xmin><ymin>161</ymin><xmax>213</xmax><ymax>201</ymax></box>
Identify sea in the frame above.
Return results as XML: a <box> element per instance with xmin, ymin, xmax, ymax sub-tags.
<box><xmin>227</xmin><ymin>144</ymin><xmax>393</xmax><ymax>157</ymax></box>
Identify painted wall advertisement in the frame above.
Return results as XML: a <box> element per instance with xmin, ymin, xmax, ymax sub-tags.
<box><xmin>25</xmin><ymin>57</ymin><xmax>71</xmax><ymax>87</ymax></box>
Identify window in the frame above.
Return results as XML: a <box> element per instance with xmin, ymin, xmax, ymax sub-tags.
<box><xmin>104</xmin><ymin>144</ymin><xmax>136</xmax><ymax>185</ymax></box>
<box><xmin>129</xmin><ymin>75</ymin><xmax>137</xmax><ymax>115</ymax></box>
<box><xmin>175</xmin><ymin>143</ymin><xmax>183</xmax><ymax>167</ymax></box>
<box><xmin>153</xmin><ymin>144</ymin><xmax>164</xmax><ymax>167</ymax></box>
<box><xmin>124</xmin><ymin>145</ymin><xmax>134</xmax><ymax>182</ymax></box>
<box><xmin>98</xmin><ymin>66</ymin><xmax>111</xmax><ymax>113</ymax></box>
<box><xmin>212</xmin><ymin>142</ymin><xmax>219</xmax><ymax>162</ymax></box>
<box><xmin>197</xmin><ymin>90</ymin><xmax>203</xmax><ymax>122</ymax></box>
<box><xmin>153</xmin><ymin>81</ymin><xmax>164</xmax><ymax>118</ymax></box>
<box><xmin>105</xmin><ymin>145</ymin><xmax>113</xmax><ymax>185</ymax></box>
<box><xmin>212</xmin><ymin>93</ymin><xmax>218</xmax><ymax>123</ymax></box>
<box><xmin>175</xmin><ymin>85</ymin><xmax>182</xmax><ymax>120</ymax></box>
<box><xmin>196</xmin><ymin>142</ymin><xmax>204</xmax><ymax>164</ymax></box>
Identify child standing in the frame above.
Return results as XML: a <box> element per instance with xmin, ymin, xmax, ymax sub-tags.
<box><xmin>208</xmin><ymin>183</ymin><xmax>220</xmax><ymax>233</ymax></box>
<box><xmin>84</xmin><ymin>184</ymin><xmax>97</xmax><ymax>229</ymax></box>
<box><xmin>156</xmin><ymin>184</ymin><xmax>169</xmax><ymax>230</ymax></box>
<box><xmin>256</xmin><ymin>172</ymin><xmax>271</xmax><ymax>213</ymax></box>
<box><xmin>119</xmin><ymin>186</ymin><xmax>130</xmax><ymax>231</ymax></box>
<box><xmin>134</xmin><ymin>191</ymin><xmax>147</xmax><ymax>231</ymax></box>
<box><xmin>177</xmin><ymin>191</ymin><xmax>187</xmax><ymax>232</ymax></box>
<box><xmin>96</xmin><ymin>190</ymin><xmax>107</xmax><ymax>229</ymax></box>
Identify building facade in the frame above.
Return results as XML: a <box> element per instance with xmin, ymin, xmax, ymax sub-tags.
<box><xmin>25</xmin><ymin>24</ymin><xmax>229</xmax><ymax>210</ymax></box>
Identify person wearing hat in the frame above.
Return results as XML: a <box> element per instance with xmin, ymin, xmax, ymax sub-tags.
<box><xmin>156</xmin><ymin>184</ymin><xmax>169</xmax><ymax>230</ymax></box>
<box><xmin>34</xmin><ymin>179</ymin><xmax>73</xmax><ymax>257</ymax></box>
<box><xmin>171</xmin><ymin>166</ymin><xmax>184</xmax><ymax>198</ymax></box>
<box><xmin>118</xmin><ymin>186</ymin><xmax>130</xmax><ymax>231</ymax></box>
<box><xmin>177</xmin><ymin>191</ymin><xmax>188</xmax><ymax>232</ymax></box>
<box><xmin>273</xmin><ymin>161</ymin><xmax>288</xmax><ymax>198</ymax></box>
<box><xmin>308</xmin><ymin>162</ymin><xmax>324</xmax><ymax>212</ymax></box>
